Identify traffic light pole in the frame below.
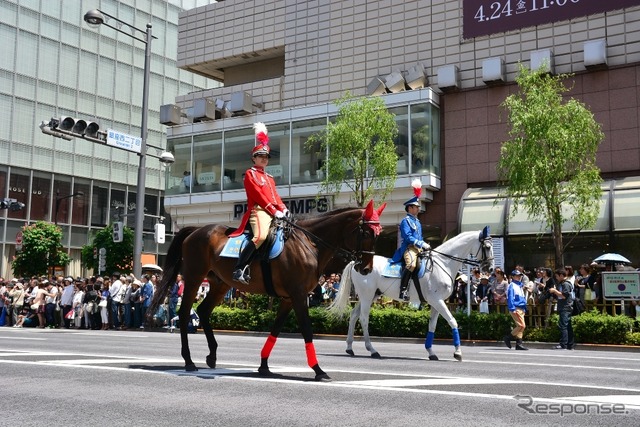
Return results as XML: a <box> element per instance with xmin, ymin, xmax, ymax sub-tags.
<box><xmin>133</xmin><ymin>23</ymin><xmax>153</xmax><ymax>279</ymax></box>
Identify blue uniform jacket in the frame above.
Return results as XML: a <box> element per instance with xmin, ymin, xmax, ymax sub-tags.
<box><xmin>507</xmin><ymin>280</ymin><xmax>527</xmax><ymax>312</ymax></box>
<box><xmin>391</xmin><ymin>213</ymin><xmax>425</xmax><ymax>263</ymax></box>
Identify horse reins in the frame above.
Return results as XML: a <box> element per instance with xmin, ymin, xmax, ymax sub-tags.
<box><xmin>427</xmin><ymin>236</ymin><xmax>495</xmax><ymax>283</ymax></box>
<box><xmin>277</xmin><ymin>216</ymin><xmax>375</xmax><ymax>265</ymax></box>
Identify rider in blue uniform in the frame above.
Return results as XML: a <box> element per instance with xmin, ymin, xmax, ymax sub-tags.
<box><xmin>392</xmin><ymin>179</ymin><xmax>430</xmax><ymax>301</ymax></box>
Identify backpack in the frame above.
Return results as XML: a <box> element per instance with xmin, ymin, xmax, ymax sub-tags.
<box><xmin>569</xmin><ymin>282</ymin><xmax>586</xmax><ymax>316</ymax></box>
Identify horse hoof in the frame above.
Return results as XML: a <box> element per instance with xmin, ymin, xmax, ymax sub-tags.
<box><xmin>346</xmin><ymin>349</ymin><xmax>354</xmax><ymax>356</ymax></box>
<box><xmin>206</xmin><ymin>356</ymin><xmax>217</xmax><ymax>369</ymax></box>
<box><xmin>428</xmin><ymin>355</ymin><xmax>439</xmax><ymax>361</ymax></box>
<box><xmin>315</xmin><ymin>373</ymin><xmax>332</xmax><ymax>382</ymax></box>
<box><xmin>258</xmin><ymin>367</ymin><xmax>272</xmax><ymax>376</ymax></box>
<box><xmin>371</xmin><ymin>352</ymin><xmax>381</xmax><ymax>359</ymax></box>
<box><xmin>454</xmin><ymin>353</ymin><xmax>462</xmax><ymax>362</ymax></box>
<box><xmin>185</xmin><ymin>364</ymin><xmax>198</xmax><ymax>372</ymax></box>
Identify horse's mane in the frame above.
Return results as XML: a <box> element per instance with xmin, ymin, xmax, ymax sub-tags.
<box><xmin>294</xmin><ymin>207</ymin><xmax>362</xmax><ymax>226</ymax></box>
<box><xmin>434</xmin><ymin>230</ymin><xmax>479</xmax><ymax>254</ymax></box>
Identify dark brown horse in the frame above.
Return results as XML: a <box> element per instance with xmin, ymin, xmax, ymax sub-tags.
<box><xmin>149</xmin><ymin>201</ymin><xmax>386</xmax><ymax>381</ymax></box>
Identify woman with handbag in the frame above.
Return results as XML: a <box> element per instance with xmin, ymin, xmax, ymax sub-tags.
<box><xmin>99</xmin><ymin>280</ymin><xmax>110</xmax><ymax>330</ymax></box>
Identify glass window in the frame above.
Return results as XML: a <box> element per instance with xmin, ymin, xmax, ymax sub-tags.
<box><xmin>0</xmin><ymin>24</ymin><xmax>16</xmax><ymax>72</ymax></box>
<box><xmin>97</xmin><ymin>56</ymin><xmax>115</xmax><ymax>99</ymax></box>
<box><xmin>115</xmin><ymin>62</ymin><xmax>133</xmax><ymax>102</ymax></box>
<box><xmin>193</xmin><ymin>132</ymin><xmax>222</xmax><ymax>193</ymax></box>
<box><xmin>390</xmin><ymin>106</ymin><xmax>409</xmax><ymax>175</ymax></box>
<box><xmin>410</xmin><ymin>103</ymin><xmax>431</xmax><ymax>174</ymax></box>
<box><xmin>15</xmin><ymin>75</ymin><xmax>36</xmax><ymax>100</ymax></box>
<box><xmin>223</xmin><ymin>127</ymin><xmax>257</xmax><ymax>190</ymax></box>
<box><xmin>80</xmin><ymin>28</ymin><xmax>98</xmax><ymax>53</ymax></box>
<box><xmin>166</xmin><ymin>136</ymin><xmax>192</xmax><ymax>195</ymax></box>
<box><xmin>58</xmin><ymin>44</ymin><xmax>79</xmax><ymax>88</ymax></box>
<box><xmin>70</xmin><ymin>226</ymin><xmax>89</xmax><ymax>248</ymax></box>
<box><xmin>18</xmin><ymin>7</ymin><xmax>39</xmax><ymax>34</ymax></box>
<box><xmin>38</xmin><ymin>38</ymin><xmax>60</xmax><ymax>82</ymax></box>
<box><xmin>460</xmin><ymin>197</ymin><xmax>506</xmax><ymax>236</ymax></box>
<box><xmin>291</xmin><ymin>118</ymin><xmax>326</xmax><ymax>184</ymax></box>
<box><xmin>31</xmin><ymin>171</ymin><xmax>52</xmax><ymax>222</ymax></box>
<box><xmin>41</xmin><ymin>0</ymin><xmax>61</xmax><ymax>20</ymax></box>
<box><xmin>263</xmin><ymin>122</ymin><xmax>289</xmax><ymax>185</ymax></box>
<box><xmin>12</xmin><ymin>98</ymin><xmax>35</xmax><ymax>144</ymax></box>
<box><xmin>15</xmin><ymin>31</ymin><xmax>37</xmax><ymax>76</ymax></box>
<box><xmin>40</xmin><ymin>14</ymin><xmax>61</xmax><ymax>41</ymax></box>
<box><xmin>0</xmin><ymin>2</ymin><xmax>18</xmax><ymax>27</ymax></box>
<box><xmin>614</xmin><ymin>189</ymin><xmax>640</xmax><ymax>231</ymax></box>
<box><xmin>72</xmin><ymin>179</ymin><xmax>90</xmax><ymax>226</ymax></box>
<box><xmin>8</xmin><ymin>168</ymin><xmax>29</xmax><ymax>220</ymax></box>
<box><xmin>53</xmin><ymin>176</ymin><xmax>73</xmax><ymax>224</ymax></box>
<box><xmin>91</xmin><ymin>183</ymin><xmax>109</xmax><ymax>227</ymax></box>
<box><xmin>60</xmin><ymin>23</ymin><xmax>80</xmax><ymax>50</ymax></box>
<box><xmin>38</xmin><ymin>81</ymin><xmax>57</xmax><ymax>106</ymax></box>
<box><xmin>430</xmin><ymin>104</ymin><xmax>441</xmax><ymax>176</ymax></box>
<box><xmin>79</xmin><ymin>52</ymin><xmax>98</xmax><ymax>89</ymax></box>
<box><xmin>110</xmin><ymin>186</ymin><xmax>127</xmax><ymax>223</ymax></box>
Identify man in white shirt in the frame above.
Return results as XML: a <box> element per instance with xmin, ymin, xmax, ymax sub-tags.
<box><xmin>60</xmin><ymin>277</ymin><xmax>75</xmax><ymax>328</ymax></box>
<box><xmin>109</xmin><ymin>272</ymin><xmax>124</xmax><ymax>330</ymax></box>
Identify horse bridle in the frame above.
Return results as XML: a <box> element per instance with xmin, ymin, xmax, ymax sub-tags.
<box><xmin>426</xmin><ymin>234</ymin><xmax>495</xmax><ymax>283</ymax></box>
<box><xmin>276</xmin><ymin>216</ymin><xmax>377</xmax><ymax>266</ymax></box>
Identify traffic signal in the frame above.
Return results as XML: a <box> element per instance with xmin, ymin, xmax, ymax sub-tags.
<box><xmin>112</xmin><ymin>221</ymin><xmax>123</xmax><ymax>243</ymax></box>
<box><xmin>58</xmin><ymin>116</ymin><xmax>101</xmax><ymax>138</ymax></box>
<box><xmin>154</xmin><ymin>223</ymin><xmax>165</xmax><ymax>244</ymax></box>
<box><xmin>0</xmin><ymin>198</ymin><xmax>25</xmax><ymax>211</ymax></box>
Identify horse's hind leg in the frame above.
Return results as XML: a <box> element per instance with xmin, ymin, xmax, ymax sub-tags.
<box><xmin>345</xmin><ymin>302</ymin><xmax>360</xmax><ymax>356</ymax></box>
<box><xmin>359</xmin><ymin>298</ymin><xmax>381</xmax><ymax>358</ymax></box>
<box><xmin>178</xmin><ymin>287</ymin><xmax>198</xmax><ymax>371</ymax></box>
<box><xmin>258</xmin><ymin>299</ymin><xmax>292</xmax><ymax>376</ymax></box>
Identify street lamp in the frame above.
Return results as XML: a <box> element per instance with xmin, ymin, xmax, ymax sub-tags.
<box><xmin>54</xmin><ymin>191</ymin><xmax>84</xmax><ymax>225</ymax></box>
<box><xmin>84</xmin><ymin>9</ymin><xmax>156</xmax><ymax>278</ymax></box>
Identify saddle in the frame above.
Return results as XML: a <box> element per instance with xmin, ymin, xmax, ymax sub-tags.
<box><xmin>381</xmin><ymin>256</ymin><xmax>429</xmax><ymax>279</ymax></box>
<box><xmin>221</xmin><ymin>222</ymin><xmax>286</xmax><ymax>260</ymax></box>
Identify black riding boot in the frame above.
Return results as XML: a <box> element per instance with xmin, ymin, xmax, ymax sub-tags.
<box><xmin>515</xmin><ymin>339</ymin><xmax>529</xmax><ymax>351</ymax></box>
<box><xmin>399</xmin><ymin>269</ymin><xmax>412</xmax><ymax>301</ymax></box>
<box><xmin>503</xmin><ymin>334</ymin><xmax>513</xmax><ymax>349</ymax></box>
<box><xmin>233</xmin><ymin>241</ymin><xmax>256</xmax><ymax>285</ymax></box>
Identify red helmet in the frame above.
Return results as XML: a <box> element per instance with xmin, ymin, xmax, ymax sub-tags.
<box><xmin>251</xmin><ymin>144</ymin><xmax>270</xmax><ymax>157</ymax></box>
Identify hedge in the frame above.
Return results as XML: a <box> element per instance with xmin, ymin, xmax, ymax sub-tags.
<box><xmin>206</xmin><ymin>295</ymin><xmax>638</xmax><ymax>346</ymax></box>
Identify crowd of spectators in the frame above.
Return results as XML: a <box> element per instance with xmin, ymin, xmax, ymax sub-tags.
<box><xmin>0</xmin><ymin>272</ymin><xmax>175</xmax><ymax>330</ymax></box>
<box><xmin>449</xmin><ymin>261</ymin><xmax>640</xmax><ymax>321</ymax></box>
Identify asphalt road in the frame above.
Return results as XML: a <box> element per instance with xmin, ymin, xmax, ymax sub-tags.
<box><xmin>1</xmin><ymin>327</ymin><xmax>639</xmax><ymax>426</ymax></box>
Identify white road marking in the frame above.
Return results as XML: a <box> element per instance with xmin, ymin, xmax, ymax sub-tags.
<box><xmin>0</xmin><ymin>349</ymin><xmax>639</xmax><ymax>410</ymax></box>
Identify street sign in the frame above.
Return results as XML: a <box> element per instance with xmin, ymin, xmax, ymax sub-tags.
<box><xmin>98</xmin><ymin>247</ymin><xmax>107</xmax><ymax>275</ymax></box>
<box><xmin>601</xmin><ymin>272</ymin><xmax>640</xmax><ymax>300</ymax></box>
<box><xmin>106</xmin><ymin>129</ymin><xmax>142</xmax><ymax>154</ymax></box>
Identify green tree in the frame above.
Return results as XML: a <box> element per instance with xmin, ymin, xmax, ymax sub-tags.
<box><xmin>497</xmin><ymin>65</ymin><xmax>604</xmax><ymax>267</ymax></box>
<box><xmin>306</xmin><ymin>93</ymin><xmax>399</xmax><ymax>207</ymax></box>
<box><xmin>81</xmin><ymin>223</ymin><xmax>134</xmax><ymax>275</ymax></box>
<box><xmin>11</xmin><ymin>221</ymin><xmax>70</xmax><ymax>277</ymax></box>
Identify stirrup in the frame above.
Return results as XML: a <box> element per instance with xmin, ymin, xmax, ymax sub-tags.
<box><xmin>232</xmin><ymin>267</ymin><xmax>250</xmax><ymax>285</ymax></box>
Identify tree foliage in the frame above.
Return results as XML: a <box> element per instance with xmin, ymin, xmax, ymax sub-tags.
<box><xmin>497</xmin><ymin>65</ymin><xmax>604</xmax><ymax>267</ymax></box>
<box><xmin>306</xmin><ymin>93</ymin><xmax>399</xmax><ymax>207</ymax></box>
<box><xmin>11</xmin><ymin>221</ymin><xmax>70</xmax><ymax>278</ymax></box>
<box><xmin>81</xmin><ymin>223</ymin><xmax>134</xmax><ymax>275</ymax></box>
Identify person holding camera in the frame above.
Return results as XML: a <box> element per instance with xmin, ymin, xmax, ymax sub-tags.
<box><xmin>504</xmin><ymin>270</ymin><xmax>529</xmax><ymax>350</ymax></box>
<box><xmin>549</xmin><ymin>268</ymin><xmax>575</xmax><ymax>350</ymax></box>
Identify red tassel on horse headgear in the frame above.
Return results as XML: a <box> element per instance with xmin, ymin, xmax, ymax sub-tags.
<box><xmin>252</xmin><ymin>122</ymin><xmax>271</xmax><ymax>158</ymax></box>
<box><xmin>363</xmin><ymin>200</ymin><xmax>386</xmax><ymax>236</ymax></box>
<box><xmin>403</xmin><ymin>178</ymin><xmax>422</xmax><ymax>209</ymax></box>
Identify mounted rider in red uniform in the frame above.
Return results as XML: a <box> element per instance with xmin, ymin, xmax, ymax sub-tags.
<box><xmin>230</xmin><ymin>122</ymin><xmax>288</xmax><ymax>285</ymax></box>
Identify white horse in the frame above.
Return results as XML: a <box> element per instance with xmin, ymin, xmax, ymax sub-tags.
<box><xmin>328</xmin><ymin>227</ymin><xmax>494</xmax><ymax>361</ymax></box>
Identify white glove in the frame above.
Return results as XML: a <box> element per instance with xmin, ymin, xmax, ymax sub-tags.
<box><xmin>421</xmin><ymin>242</ymin><xmax>431</xmax><ymax>251</ymax></box>
<box><xmin>274</xmin><ymin>211</ymin><xmax>285</xmax><ymax>219</ymax></box>
<box><xmin>283</xmin><ymin>208</ymin><xmax>290</xmax><ymax>217</ymax></box>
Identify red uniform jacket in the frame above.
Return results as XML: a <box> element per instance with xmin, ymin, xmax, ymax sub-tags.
<box><xmin>229</xmin><ymin>166</ymin><xmax>286</xmax><ymax>237</ymax></box>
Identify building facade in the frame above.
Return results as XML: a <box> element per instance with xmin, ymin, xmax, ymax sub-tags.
<box><xmin>164</xmin><ymin>0</ymin><xmax>640</xmax><ymax>268</ymax></box>
<box><xmin>0</xmin><ymin>0</ymin><xmax>217</xmax><ymax>278</ymax></box>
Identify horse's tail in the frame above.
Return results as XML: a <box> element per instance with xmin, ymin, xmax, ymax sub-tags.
<box><xmin>327</xmin><ymin>261</ymin><xmax>355</xmax><ymax>318</ymax></box>
<box><xmin>147</xmin><ymin>226</ymin><xmax>198</xmax><ymax>322</ymax></box>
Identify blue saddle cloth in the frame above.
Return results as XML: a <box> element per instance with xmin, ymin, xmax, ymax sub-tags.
<box><xmin>381</xmin><ymin>258</ymin><xmax>428</xmax><ymax>278</ymax></box>
<box><xmin>220</xmin><ymin>228</ymin><xmax>284</xmax><ymax>260</ymax></box>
